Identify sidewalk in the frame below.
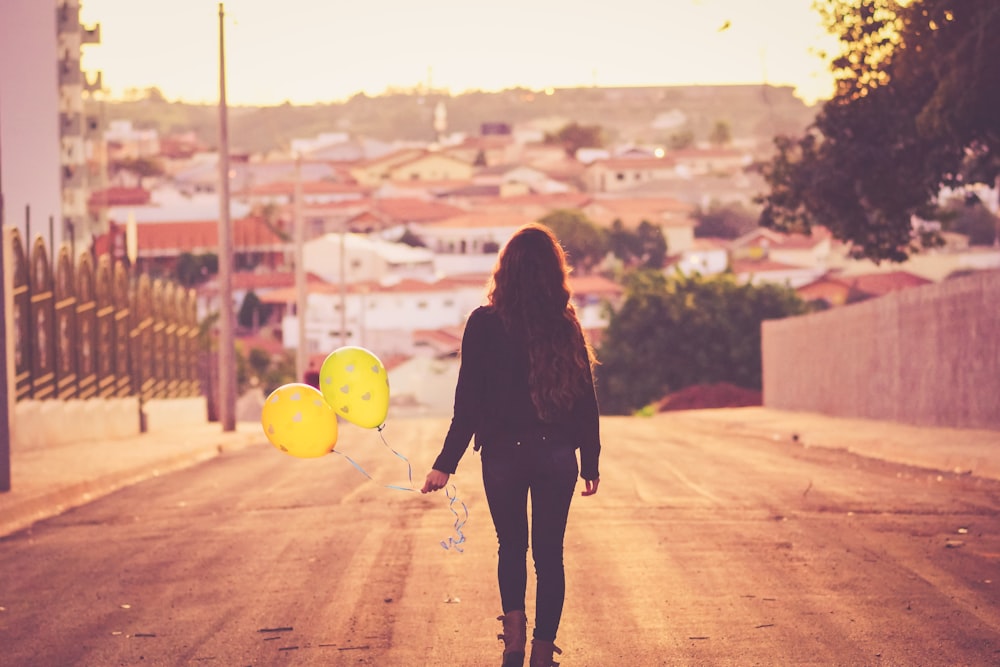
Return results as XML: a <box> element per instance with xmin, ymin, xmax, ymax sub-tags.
<box><xmin>664</xmin><ymin>407</ymin><xmax>1000</xmax><ymax>481</ymax></box>
<box><xmin>0</xmin><ymin>421</ymin><xmax>263</xmax><ymax>537</ymax></box>
<box><xmin>2</xmin><ymin>408</ymin><xmax>999</xmax><ymax>538</ymax></box>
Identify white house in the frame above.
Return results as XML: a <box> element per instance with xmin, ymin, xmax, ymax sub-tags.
<box><xmin>412</xmin><ymin>211</ymin><xmax>535</xmax><ymax>275</ymax></box>
<box><xmin>267</xmin><ymin>274</ymin><xmax>489</xmax><ymax>358</ymax></box>
<box><xmin>732</xmin><ymin>258</ymin><xmax>826</xmax><ymax>288</ymax></box>
<box><xmin>731</xmin><ymin>227</ymin><xmax>833</xmax><ymax>269</ymax></box>
<box><xmin>107</xmin><ymin>187</ymin><xmax>253</xmax><ymax>223</ymax></box>
<box><xmin>581</xmin><ymin>157</ymin><xmax>680</xmax><ymax>193</ymax></box>
<box><xmin>303</xmin><ymin>233</ymin><xmax>436</xmax><ymax>285</ymax></box>
<box><xmin>670</xmin><ymin>237</ymin><xmax>731</xmax><ymax>276</ymax></box>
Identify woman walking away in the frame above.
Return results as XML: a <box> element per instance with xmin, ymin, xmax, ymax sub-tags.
<box><xmin>422</xmin><ymin>223</ymin><xmax>602</xmax><ymax>667</ymax></box>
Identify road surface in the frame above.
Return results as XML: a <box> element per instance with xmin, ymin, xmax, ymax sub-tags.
<box><xmin>2</xmin><ymin>414</ymin><xmax>999</xmax><ymax>666</ymax></box>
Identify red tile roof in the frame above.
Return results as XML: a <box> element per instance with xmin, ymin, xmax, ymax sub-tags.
<box><xmin>844</xmin><ymin>271</ymin><xmax>933</xmax><ymax>296</ymax></box>
<box><xmin>88</xmin><ymin>187</ymin><xmax>151</xmax><ymax>208</ymax></box>
<box><xmin>230</xmin><ymin>271</ymin><xmax>328</xmax><ymax>290</ymax></box>
<box><xmin>372</xmin><ymin>198</ymin><xmax>467</xmax><ymax>222</ymax></box>
<box><xmin>569</xmin><ymin>274</ymin><xmax>625</xmax><ymax>298</ymax></box>
<box><xmin>136</xmin><ymin>217</ymin><xmax>286</xmax><ymax>254</ymax></box>
<box><xmin>587</xmin><ymin>157</ymin><xmax>677</xmax><ymax>170</ymax></box>
<box><xmin>735</xmin><ymin>227</ymin><xmax>832</xmax><ymax>250</ymax></box>
<box><xmin>732</xmin><ymin>258</ymin><xmax>810</xmax><ymax>273</ymax></box>
<box><xmin>428</xmin><ymin>212</ymin><xmax>536</xmax><ymax>229</ymax></box>
<box><xmin>246</xmin><ymin>180</ymin><xmax>368</xmax><ymax>196</ymax></box>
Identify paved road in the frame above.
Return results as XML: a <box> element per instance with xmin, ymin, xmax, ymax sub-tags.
<box><xmin>1</xmin><ymin>415</ymin><xmax>999</xmax><ymax>666</ymax></box>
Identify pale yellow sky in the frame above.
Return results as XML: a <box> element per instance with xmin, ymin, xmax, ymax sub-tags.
<box><xmin>79</xmin><ymin>0</ymin><xmax>841</xmax><ymax>106</ymax></box>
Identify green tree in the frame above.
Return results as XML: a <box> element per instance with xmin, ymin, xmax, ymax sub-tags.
<box><xmin>173</xmin><ymin>252</ymin><xmax>217</xmax><ymax>287</ymax></box>
<box><xmin>538</xmin><ymin>209</ymin><xmax>607</xmax><ymax>272</ymax></box>
<box><xmin>709</xmin><ymin>120</ymin><xmax>732</xmax><ymax>147</ymax></box>
<box><xmin>607</xmin><ymin>219</ymin><xmax>641</xmax><ymax>265</ymax></box>
<box><xmin>544</xmin><ymin>122</ymin><xmax>604</xmax><ymax>157</ymax></box>
<box><xmin>755</xmin><ymin>0</ymin><xmax>1000</xmax><ymax>262</ymax></box>
<box><xmin>595</xmin><ymin>271</ymin><xmax>807</xmax><ymax>414</ymax></box>
<box><xmin>111</xmin><ymin>156</ymin><xmax>165</xmax><ymax>189</ymax></box>
<box><xmin>237</xmin><ymin>290</ymin><xmax>270</xmax><ymax>330</ymax></box>
<box><xmin>694</xmin><ymin>201</ymin><xmax>760</xmax><ymax>239</ymax></box>
<box><xmin>667</xmin><ymin>129</ymin><xmax>695</xmax><ymax>150</ymax></box>
<box><xmin>634</xmin><ymin>221</ymin><xmax>668</xmax><ymax>269</ymax></box>
<box><xmin>940</xmin><ymin>196</ymin><xmax>999</xmax><ymax>246</ymax></box>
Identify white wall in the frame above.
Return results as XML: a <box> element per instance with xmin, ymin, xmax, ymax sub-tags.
<box><xmin>0</xmin><ymin>0</ymin><xmax>63</xmax><ymax>238</ymax></box>
<box><xmin>284</xmin><ymin>281</ymin><xmax>486</xmax><ymax>358</ymax></box>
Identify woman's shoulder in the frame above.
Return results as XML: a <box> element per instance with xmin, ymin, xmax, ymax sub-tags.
<box><xmin>467</xmin><ymin>305</ymin><xmax>499</xmax><ymax>323</ymax></box>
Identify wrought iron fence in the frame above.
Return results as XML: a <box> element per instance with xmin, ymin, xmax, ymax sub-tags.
<box><xmin>8</xmin><ymin>228</ymin><xmax>200</xmax><ymax>402</ymax></box>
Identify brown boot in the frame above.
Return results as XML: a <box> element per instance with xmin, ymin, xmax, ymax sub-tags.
<box><xmin>497</xmin><ymin>610</ymin><xmax>527</xmax><ymax>667</ymax></box>
<box><xmin>529</xmin><ymin>639</ymin><xmax>562</xmax><ymax>667</ymax></box>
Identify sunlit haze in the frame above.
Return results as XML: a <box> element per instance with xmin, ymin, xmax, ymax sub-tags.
<box><xmin>79</xmin><ymin>0</ymin><xmax>841</xmax><ymax>106</ymax></box>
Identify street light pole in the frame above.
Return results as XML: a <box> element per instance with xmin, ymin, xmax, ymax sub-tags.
<box><xmin>0</xmin><ymin>93</ymin><xmax>11</xmax><ymax>492</ymax></box>
<box><xmin>216</xmin><ymin>2</ymin><xmax>235</xmax><ymax>431</ymax></box>
<box><xmin>294</xmin><ymin>153</ymin><xmax>307</xmax><ymax>381</ymax></box>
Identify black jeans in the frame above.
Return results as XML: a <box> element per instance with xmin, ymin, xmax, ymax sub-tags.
<box><xmin>482</xmin><ymin>436</ymin><xmax>578</xmax><ymax>642</ymax></box>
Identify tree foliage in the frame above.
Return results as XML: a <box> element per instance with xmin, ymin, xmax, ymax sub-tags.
<box><xmin>694</xmin><ymin>201</ymin><xmax>760</xmax><ymax>239</ymax></box>
<box><xmin>755</xmin><ymin>0</ymin><xmax>1000</xmax><ymax>262</ymax></box>
<box><xmin>595</xmin><ymin>271</ymin><xmax>808</xmax><ymax>414</ymax></box>
<box><xmin>110</xmin><ymin>156</ymin><xmax>165</xmax><ymax>188</ymax></box>
<box><xmin>940</xmin><ymin>196</ymin><xmax>999</xmax><ymax>246</ymax></box>
<box><xmin>544</xmin><ymin>121</ymin><xmax>605</xmax><ymax>156</ymax></box>
<box><xmin>539</xmin><ymin>209</ymin><xmax>608</xmax><ymax>272</ymax></box>
<box><xmin>173</xmin><ymin>252</ymin><xmax>218</xmax><ymax>287</ymax></box>
<box><xmin>237</xmin><ymin>290</ymin><xmax>271</xmax><ymax>330</ymax></box>
<box><xmin>540</xmin><ymin>211</ymin><xmax>669</xmax><ymax>272</ymax></box>
<box><xmin>709</xmin><ymin>120</ymin><xmax>732</xmax><ymax>147</ymax></box>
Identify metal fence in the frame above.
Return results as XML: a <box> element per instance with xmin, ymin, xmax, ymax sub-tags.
<box><xmin>8</xmin><ymin>228</ymin><xmax>200</xmax><ymax>402</ymax></box>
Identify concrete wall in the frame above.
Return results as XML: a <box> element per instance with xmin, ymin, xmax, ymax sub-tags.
<box><xmin>762</xmin><ymin>271</ymin><xmax>1000</xmax><ymax>429</ymax></box>
<box><xmin>13</xmin><ymin>397</ymin><xmax>209</xmax><ymax>450</ymax></box>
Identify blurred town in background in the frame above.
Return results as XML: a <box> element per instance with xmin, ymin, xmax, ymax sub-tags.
<box><xmin>2</xmin><ymin>1</ymin><xmax>999</xmax><ymax>426</ymax></box>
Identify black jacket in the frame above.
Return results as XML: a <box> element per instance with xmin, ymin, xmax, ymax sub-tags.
<box><xmin>433</xmin><ymin>306</ymin><xmax>601</xmax><ymax>480</ymax></box>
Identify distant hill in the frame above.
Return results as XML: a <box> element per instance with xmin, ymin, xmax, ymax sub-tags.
<box><xmin>96</xmin><ymin>84</ymin><xmax>820</xmax><ymax>156</ymax></box>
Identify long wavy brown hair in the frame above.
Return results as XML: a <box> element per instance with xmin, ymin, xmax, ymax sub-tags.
<box><xmin>487</xmin><ymin>223</ymin><xmax>596</xmax><ymax>422</ymax></box>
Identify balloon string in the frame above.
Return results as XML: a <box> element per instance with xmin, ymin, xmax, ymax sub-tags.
<box><xmin>335</xmin><ymin>427</ymin><xmax>467</xmax><ymax>552</ymax></box>
<box><xmin>333</xmin><ymin>450</ymin><xmax>373</xmax><ymax>480</ymax></box>
<box><xmin>440</xmin><ymin>484</ymin><xmax>468</xmax><ymax>553</ymax></box>
<box><xmin>377</xmin><ymin>424</ymin><xmax>414</xmax><ymax>490</ymax></box>
<box><xmin>334</xmin><ymin>426</ymin><xmax>417</xmax><ymax>493</ymax></box>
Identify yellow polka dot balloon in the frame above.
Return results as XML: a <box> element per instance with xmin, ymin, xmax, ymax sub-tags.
<box><xmin>261</xmin><ymin>383</ymin><xmax>339</xmax><ymax>458</ymax></box>
<box><xmin>319</xmin><ymin>346</ymin><xmax>390</xmax><ymax>429</ymax></box>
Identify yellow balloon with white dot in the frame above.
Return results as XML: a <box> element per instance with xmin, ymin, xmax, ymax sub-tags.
<box><xmin>319</xmin><ymin>346</ymin><xmax>390</xmax><ymax>429</ymax></box>
<box><xmin>261</xmin><ymin>383</ymin><xmax>339</xmax><ymax>458</ymax></box>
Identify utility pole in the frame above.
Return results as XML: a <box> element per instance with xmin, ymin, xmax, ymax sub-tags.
<box><xmin>294</xmin><ymin>153</ymin><xmax>307</xmax><ymax>380</ymax></box>
<box><xmin>0</xmin><ymin>92</ymin><xmax>10</xmax><ymax>492</ymax></box>
<box><xmin>340</xmin><ymin>222</ymin><xmax>346</xmax><ymax>346</ymax></box>
<box><xmin>216</xmin><ymin>2</ymin><xmax>235</xmax><ymax>431</ymax></box>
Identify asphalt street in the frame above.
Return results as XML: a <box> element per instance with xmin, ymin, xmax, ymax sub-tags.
<box><xmin>1</xmin><ymin>414</ymin><xmax>999</xmax><ymax>666</ymax></box>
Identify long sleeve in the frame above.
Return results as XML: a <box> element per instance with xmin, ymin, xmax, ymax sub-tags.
<box><xmin>574</xmin><ymin>364</ymin><xmax>602</xmax><ymax>481</ymax></box>
<box><xmin>432</xmin><ymin>309</ymin><xmax>489</xmax><ymax>474</ymax></box>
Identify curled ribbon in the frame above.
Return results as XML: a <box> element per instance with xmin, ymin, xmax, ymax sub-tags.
<box><xmin>332</xmin><ymin>425</ymin><xmax>469</xmax><ymax>553</ymax></box>
<box><xmin>440</xmin><ymin>484</ymin><xmax>468</xmax><ymax>553</ymax></box>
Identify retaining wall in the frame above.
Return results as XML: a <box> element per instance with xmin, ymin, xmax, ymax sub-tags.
<box><xmin>762</xmin><ymin>271</ymin><xmax>1000</xmax><ymax>429</ymax></box>
<box><xmin>13</xmin><ymin>397</ymin><xmax>209</xmax><ymax>451</ymax></box>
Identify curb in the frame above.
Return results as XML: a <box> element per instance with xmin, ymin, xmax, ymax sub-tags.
<box><xmin>0</xmin><ymin>426</ymin><xmax>263</xmax><ymax>538</ymax></box>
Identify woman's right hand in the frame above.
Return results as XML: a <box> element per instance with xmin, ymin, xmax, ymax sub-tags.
<box><xmin>421</xmin><ymin>469</ymin><xmax>451</xmax><ymax>493</ymax></box>
<box><xmin>581</xmin><ymin>478</ymin><xmax>600</xmax><ymax>496</ymax></box>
